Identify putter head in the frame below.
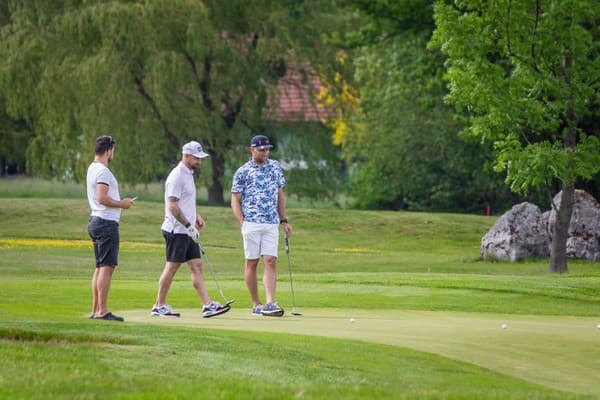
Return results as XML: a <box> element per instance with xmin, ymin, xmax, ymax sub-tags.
<box><xmin>225</xmin><ymin>299</ymin><xmax>235</xmax><ymax>306</ymax></box>
<box><xmin>292</xmin><ymin>308</ymin><xmax>302</xmax><ymax>316</ymax></box>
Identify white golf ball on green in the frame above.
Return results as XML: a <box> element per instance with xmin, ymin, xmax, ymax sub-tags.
<box><xmin>501</xmin><ymin>323</ymin><xmax>507</xmax><ymax>330</ymax></box>
<box><xmin>350</xmin><ymin>318</ymin><xmax>355</xmax><ymax>323</ymax></box>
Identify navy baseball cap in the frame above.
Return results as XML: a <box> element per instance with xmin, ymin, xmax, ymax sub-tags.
<box><xmin>250</xmin><ymin>135</ymin><xmax>273</xmax><ymax>150</ymax></box>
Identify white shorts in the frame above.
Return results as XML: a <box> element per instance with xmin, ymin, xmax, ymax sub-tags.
<box><xmin>241</xmin><ymin>222</ymin><xmax>279</xmax><ymax>260</ymax></box>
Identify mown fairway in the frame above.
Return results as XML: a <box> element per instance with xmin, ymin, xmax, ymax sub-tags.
<box><xmin>1</xmin><ymin>194</ymin><xmax>599</xmax><ymax>399</ymax></box>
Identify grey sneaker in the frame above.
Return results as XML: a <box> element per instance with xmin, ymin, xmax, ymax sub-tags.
<box><xmin>151</xmin><ymin>304</ymin><xmax>181</xmax><ymax>317</ymax></box>
<box><xmin>252</xmin><ymin>304</ymin><xmax>263</xmax><ymax>316</ymax></box>
<box><xmin>261</xmin><ymin>302</ymin><xmax>284</xmax><ymax>317</ymax></box>
<box><xmin>202</xmin><ymin>301</ymin><xmax>231</xmax><ymax>318</ymax></box>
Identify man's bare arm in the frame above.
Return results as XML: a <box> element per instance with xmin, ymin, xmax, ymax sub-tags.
<box><xmin>167</xmin><ymin>197</ymin><xmax>191</xmax><ymax>226</ymax></box>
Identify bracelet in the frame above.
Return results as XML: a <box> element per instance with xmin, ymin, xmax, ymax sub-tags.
<box><xmin>280</xmin><ymin>219</ymin><xmax>288</xmax><ymax>224</ymax></box>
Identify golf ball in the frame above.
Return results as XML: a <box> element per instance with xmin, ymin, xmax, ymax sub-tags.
<box><xmin>597</xmin><ymin>324</ymin><xmax>600</xmax><ymax>329</ymax></box>
<box><xmin>350</xmin><ymin>318</ymin><xmax>355</xmax><ymax>324</ymax></box>
<box><xmin>501</xmin><ymin>323</ymin><xmax>507</xmax><ymax>330</ymax></box>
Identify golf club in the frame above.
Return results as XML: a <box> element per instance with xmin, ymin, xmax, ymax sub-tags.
<box><xmin>198</xmin><ymin>240</ymin><xmax>235</xmax><ymax>306</ymax></box>
<box><xmin>284</xmin><ymin>235</ymin><xmax>302</xmax><ymax>316</ymax></box>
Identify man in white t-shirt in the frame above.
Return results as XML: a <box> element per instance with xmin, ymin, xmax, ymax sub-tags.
<box><xmin>86</xmin><ymin>135</ymin><xmax>134</xmax><ymax>321</ymax></box>
<box><xmin>151</xmin><ymin>141</ymin><xmax>230</xmax><ymax>318</ymax></box>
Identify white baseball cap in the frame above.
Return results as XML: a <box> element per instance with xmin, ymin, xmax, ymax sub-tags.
<box><xmin>182</xmin><ymin>141</ymin><xmax>209</xmax><ymax>159</ymax></box>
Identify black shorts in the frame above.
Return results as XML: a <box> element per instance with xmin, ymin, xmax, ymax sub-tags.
<box><xmin>88</xmin><ymin>216</ymin><xmax>119</xmax><ymax>267</ymax></box>
<box><xmin>162</xmin><ymin>230</ymin><xmax>200</xmax><ymax>263</ymax></box>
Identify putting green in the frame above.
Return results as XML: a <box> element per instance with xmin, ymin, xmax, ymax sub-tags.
<box><xmin>122</xmin><ymin>308</ymin><xmax>600</xmax><ymax>396</ymax></box>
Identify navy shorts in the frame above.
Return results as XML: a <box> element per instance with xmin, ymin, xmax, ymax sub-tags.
<box><xmin>162</xmin><ymin>230</ymin><xmax>200</xmax><ymax>263</ymax></box>
<box><xmin>88</xmin><ymin>216</ymin><xmax>119</xmax><ymax>268</ymax></box>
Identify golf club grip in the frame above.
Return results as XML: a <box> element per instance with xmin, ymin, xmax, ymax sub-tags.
<box><xmin>284</xmin><ymin>236</ymin><xmax>289</xmax><ymax>253</ymax></box>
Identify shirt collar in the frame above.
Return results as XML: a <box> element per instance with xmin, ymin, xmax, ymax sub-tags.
<box><xmin>250</xmin><ymin>159</ymin><xmax>270</xmax><ymax>168</ymax></box>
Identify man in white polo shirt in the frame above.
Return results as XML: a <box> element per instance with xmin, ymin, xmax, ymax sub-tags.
<box><xmin>86</xmin><ymin>135</ymin><xmax>135</xmax><ymax>321</ymax></box>
<box><xmin>151</xmin><ymin>141</ymin><xmax>230</xmax><ymax>318</ymax></box>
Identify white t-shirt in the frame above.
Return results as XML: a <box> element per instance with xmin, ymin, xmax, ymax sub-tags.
<box><xmin>86</xmin><ymin>161</ymin><xmax>121</xmax><ymax>222</ymax></box>
<box><xmin>161</xmin><ymin>162</ymin><xmax>197</xmax><ymax>234</ymax></box>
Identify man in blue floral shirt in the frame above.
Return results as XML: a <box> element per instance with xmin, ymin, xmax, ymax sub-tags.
<box><xmin>231</xmin><ymin>135</ymin><xmax>293</xmax><ymax>317</ymax></box>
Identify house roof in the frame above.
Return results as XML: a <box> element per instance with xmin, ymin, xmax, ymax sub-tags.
<box><xmin>264</xmin><ymin>67</ymin><xmax>333</xmax><ymax>123</ymax></box>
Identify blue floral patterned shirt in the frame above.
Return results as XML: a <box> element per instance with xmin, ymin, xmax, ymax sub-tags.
<box><xmin>231</xmin><ymin>159</ymin><xmax>286</xmax><ymax>224</ymax></box>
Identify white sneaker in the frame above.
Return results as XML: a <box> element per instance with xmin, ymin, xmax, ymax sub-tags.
<box><xmin>151</xmin><ymin>304</ymin><xmax>181</xmax><ymax>317</ymax></box>
<box><xmin>202</xmin><ymin>301</ymin><xmax>231</xmax><ymax>318</ymax></box>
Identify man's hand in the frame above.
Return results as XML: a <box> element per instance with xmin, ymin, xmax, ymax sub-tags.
<box><xmin>282</xmin><ymin>222</ymin><xmax>293</xmax><ymax>238</ymax></box>
<box><xmin>186</xmin><ymin>225</ymin><xmax>200</xmax><ymax>243</ymax></box>
<box><xmin>196</xmin><ymin>215</ymin><xmax>206</xmax><ymax>231</ymax></box>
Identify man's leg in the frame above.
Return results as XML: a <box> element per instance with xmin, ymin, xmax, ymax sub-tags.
<box><xmin>245</xmin><ymin>258</ymin><xmax>261</xmax><ymax>306</ymax></box>
<box><xmin>91</xmin><ymin>268</ymin><xmax>100</xmax><ymax>316</ymax></box>
<box><xmin>156</xmin><ymin>261</ymin><xmax>181</xmax><ymax>306</ymax></box>
<box><xmin>262</xmin><ymin>255</ymin><xmax>277</xmax><ymax>305</ymax></box>
<box><xmin>188</xmin><ymin>258</ymin><xmax>211</xmax><ymax>305</ymax></box>
<box><xmin>189</xmin><ymin>258</ymin><xmax>230</xmax><ymax>317</ymax></box>
<box><xmin>95</xmin><ymin>266</ymin><xmax>115</xmax><ymax>316</ymax></box>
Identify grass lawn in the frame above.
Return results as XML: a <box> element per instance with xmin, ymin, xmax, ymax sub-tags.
<box><xmin>0</xmin><ymin>191</ymin><xmax>599</xmax><ymax>399</ymax></box>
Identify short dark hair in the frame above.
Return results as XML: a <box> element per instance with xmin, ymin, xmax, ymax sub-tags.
<box><xmin>94</xmin><ymin>136</ymin><xmax>115</xmax><ymax>155</ymax></box>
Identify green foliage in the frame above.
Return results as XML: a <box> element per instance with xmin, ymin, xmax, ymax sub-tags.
<box><xmin>430</xmin><ymin>0</ymin><xmax>600</xmax><ymax>194</ymax></box>
<box><xmin>335</xmin><ymin>24</ymin><xmax>516</xmax><ymax>211</ymax></box>
<box><xmin>430</xmin><ymin>0</ymin><xmax>600</xmax><ymax>271</ymax></box>
<box><xmin>266</xmin><ymin>122</ymin><xmax>343</xmax><ymax>201</ymax></box>
<box><xmin>0</xmin><ymin>98</ymin><xmax>31</xmax><ymax>174</ymax></box>
<box><xmin>341</xmin><ymin>0</ymin><xmax>435</xmax><ymax>39</ymax></box>
<box><xmin>495</xmin><ymin>135</ymin><xmax>600</xmax><ymax>194</ymax></box>
<box><xmin>0</xmin><ymin>0</ymin><xmax>347</xmax><ymax>202</ymax></box>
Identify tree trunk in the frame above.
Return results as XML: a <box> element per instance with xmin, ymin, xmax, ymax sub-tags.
<box><xmin>549</xmin><ymin>53</ymin><xmax>576</xmax><ymax>274</ymax></box>
<box><xmin>549</xmin><ymin>182</ymin><xmax>574</xmax><ymax>273</ymax></box>
<box><xmin>208</xmin><ymin>152</ymin><xmax>225</xmax><ymax>205</ymax></box>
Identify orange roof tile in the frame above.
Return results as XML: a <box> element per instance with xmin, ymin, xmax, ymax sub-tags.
<box><xmin>264</xmin><ymin>68</ymin><xmax>333</xmax><ymax>122</ymax></box>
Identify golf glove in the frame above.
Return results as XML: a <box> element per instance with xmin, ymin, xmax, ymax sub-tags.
<box><xmin>186</xmin><ymin>225</ymin><xmax>200</xmax><ymax>243</ymax></box>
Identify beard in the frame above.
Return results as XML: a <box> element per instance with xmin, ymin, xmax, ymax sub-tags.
<box><xmin>185</xmin><ymin>159</ymin><xmax>199</xmax><ymax>171</ymax></box>
<box><xmin>254</xmin><ymin>154</ymin><xmax>268</xmax><ymax>165</ymax></box>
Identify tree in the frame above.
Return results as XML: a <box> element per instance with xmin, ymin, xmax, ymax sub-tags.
<box><xmin>0</xmin><ymin>1</ymin><xmax>34</xmax><ymax>176</ymax></box>
<box><xmin>0</xmin><ymin>98</ymin><xmax>32</xmax><ymax>175</ymax></box>
<box><xmin>0</xmin><ymin>0</ymin><xmax>344</xmax><ymax>204</ymax></box>
<box><xmin>430</xmin><ymin>0</ymin><xmax>600</xmax><ymax>272</ymax></box>
<box><xmin>323</xmin><ymin>0</ymin><xmax>518</xmax><ymax>212</ymax></box>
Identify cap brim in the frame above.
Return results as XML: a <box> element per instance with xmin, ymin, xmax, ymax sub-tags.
<box><xmin>253</xmin><ymin>145</ymin><xmax>274</xmax><ymax>150</ymax></box>
<box><xmin>187</xmin><ymin>152</ymin><xmax>210</xmax><ymax>158</ymax></box>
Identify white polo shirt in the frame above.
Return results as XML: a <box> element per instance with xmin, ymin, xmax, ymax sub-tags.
<box><xmin>161</xmin><ymin>162</ymin><xmax>197</xmax><ymax>234</ymax></box>
<box><xmin>86</xmin><ymin>162</ymin><xmax>121</xmax><ymax>222</ymax></box>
